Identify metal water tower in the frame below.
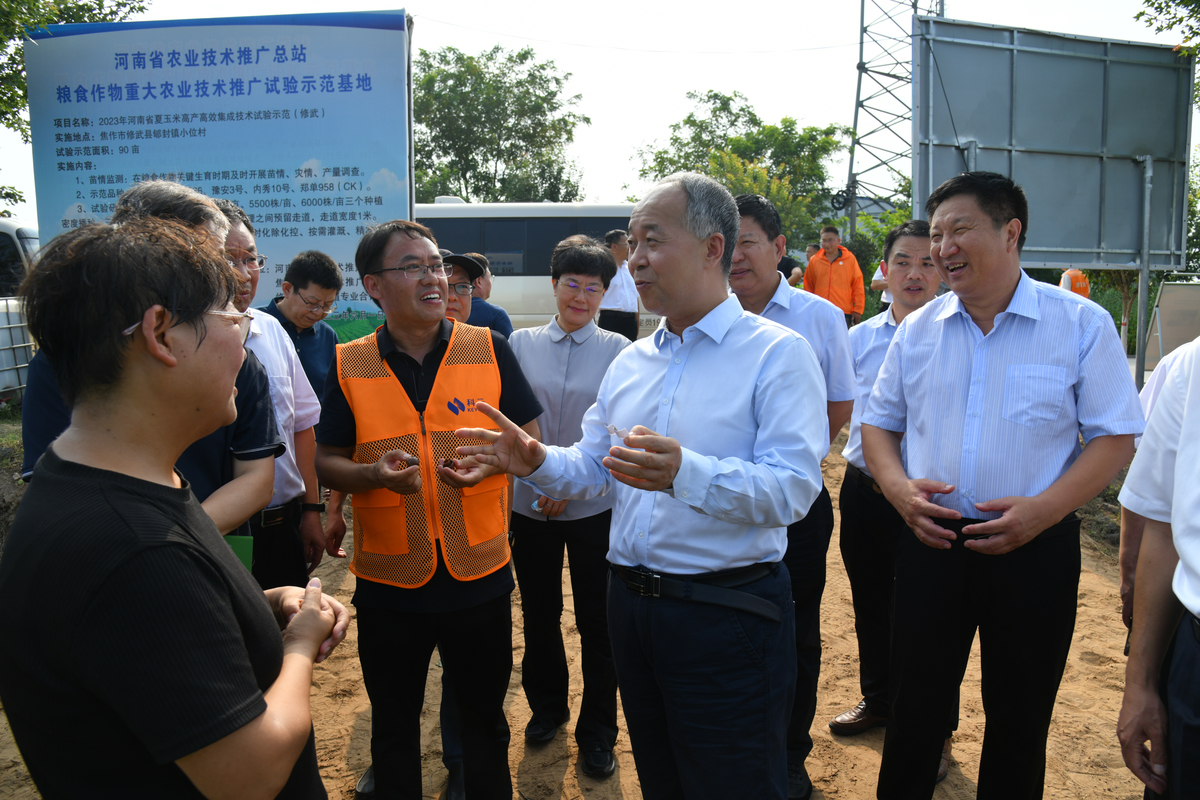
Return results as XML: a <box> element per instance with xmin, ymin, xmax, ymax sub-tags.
<box><xmin>841</xmin><ymin>0</ymin><xmax>944</xmax><ymax>239</ymax></box>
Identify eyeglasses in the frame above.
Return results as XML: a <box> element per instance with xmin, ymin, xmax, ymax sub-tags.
<box><xmin>372</xmin><ymin>264</ymin><xmax>448</xmax><ymax>280</ymax></box>
<box><xmin>448</xmin><ymin>282</ymin><xmax>473</xmax><ymax>296</ymax></box>
<box><xmin>296</xmin><ymin>288</ymin><xmax>338</xmax><ymax>315</ymax></box>
<box><xmin>228</xmin><ymin>253</ymin><xmax>267</xmax><ymax>272</ymax></box>
<box><xmin>558</xmin><ymin>279</ymin><xmax>603</xmax><ymax>297</ymax></box>
<box><xmin>121</xmin><ymin>309</ymin><xmax>253</xmax><ymax>345</ymax></box>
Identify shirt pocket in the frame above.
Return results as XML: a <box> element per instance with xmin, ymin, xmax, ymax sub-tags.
<box><xmin>1002</xmin><ymin>364</ymin><xmax>1067</xmax><ymax>429</ymax></box>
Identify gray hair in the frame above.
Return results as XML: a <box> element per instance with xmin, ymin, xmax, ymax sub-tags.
<box><xmin>111</xmin><ymin>180</ymin><xmax>229</xmax><ymax>238</ymax></box>
<box><xmin>652</xmin><ymin>172</ymin><xmax>739</xmax><ymax>275</ymax></box>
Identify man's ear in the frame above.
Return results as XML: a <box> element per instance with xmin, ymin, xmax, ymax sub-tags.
<box><xmin>139</xmin><ymin>305</ymin><xmax>178</xmax><ymax>367</ymax></box>
<box><xmin>1004</xmin><ymin>218</ymin><xmax>1022</xmax><ymax>253</ymax></box>
<box><xmin>773</xmin><ymin>235</ymin><xmax>787</xmax><ymax>262</ymax></box>
<box><xmin>705</xmin><ymin>232</ymin><xmax>725</xmax><ymax>267</ymax></box>
<box><xmin>880</xmin><ymin>260</ymin><xmax>889</xmax><ymax>279</ymax></box>
<box><xmin>281</xmin><ymin>281</ymin><xmax>294</xmax><ymax>297</ymax></box>
<box><xmin>363</xmin><ymin>273</ymin><xmax>384</xmax><ymax>302</ymax></box>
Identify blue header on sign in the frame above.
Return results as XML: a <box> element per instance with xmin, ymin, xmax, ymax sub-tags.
<box><xmin>27</xmin><ymin>10</ymin><xmax>407</xmax><ymax>40</ymax></box>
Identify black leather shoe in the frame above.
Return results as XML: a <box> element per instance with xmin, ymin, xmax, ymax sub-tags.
<box><xmin>787</xmin><ymin>759</ymin><xmax>813</xmax><ymax>800</ymax></box>
<box><xmin>581</xmin><ymin>748</ymin><xmax>616</xmax><ymax>779</ymax></box>
<box><xmin>355</xmin><ymin>765</ymin><xmax>375</xmax><ymax>800</ymax></box>
<box><xmin>446</xmin><ymin>761</ymin><xmax>465</xmax><ymax>800</ymax></box>
<box><xmin>828</xmin><ymin>699</ymin><xmax>888</xmax><ymax>736</ymax></box>
<box><xmin>524</xmin><ymin>712</ymin><xmax>569</xmax><ymax>743</ymax></box>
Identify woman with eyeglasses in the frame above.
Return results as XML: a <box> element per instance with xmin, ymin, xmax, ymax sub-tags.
<box><xmin>0</xmin><ymin>218</ymin><xmax>349</xmax><ymax>799</ymax></box>
<box><xmin>506</xmin><ymin>235</ymin><xmax>631</xmax><ymax>779</ymax></box>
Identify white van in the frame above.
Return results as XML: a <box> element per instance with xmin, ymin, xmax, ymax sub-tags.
<box><xmin>415</xmin><ymin>201</ymin><xmax>659</xmax><ymax>336</ymax></box>
<box><xmin>0</xmin><ymin>219</ymin><xmax>38</xmax><ymax>394</ymax></box>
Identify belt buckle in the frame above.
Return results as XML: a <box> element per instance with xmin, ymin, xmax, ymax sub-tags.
<box><xmin>629</xmin><ymin>570</ymin><xmax>662</xmax><ymax>597</ymax></box>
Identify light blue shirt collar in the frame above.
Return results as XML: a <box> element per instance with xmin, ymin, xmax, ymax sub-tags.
<box><xmin>652</xmin><ymin>295</ymin><xmax>743</xmax><ymax>349</ymax></box>
<box><xmin>766</xmin><ymin>272</ymin><xmax>793</xmax><ymax>311</ymax></box>
<box><xmin>547</xmin><ymin>316</ymin><xmax>597</xmax><ymax>344</ymax></box>
<box><xmin>934</xmin><ymin>270</ymin><xmax>1041</xmax><ymax>324</ymax></box>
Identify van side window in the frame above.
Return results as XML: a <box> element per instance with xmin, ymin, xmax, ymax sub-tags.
<box><xmin>0</xmin><ymin>233</ymin><xmax>23</xmax><ymax>298</ymax></box>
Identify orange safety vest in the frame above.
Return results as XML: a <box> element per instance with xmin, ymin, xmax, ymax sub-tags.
<box><xmin>1063</xmin><ymin>269</ymin><xmax>1090</xmax><ymax>299</ymax></box>
<box><xmin>337</xmin><ymin>322</ymin><xmax>510</xmax><ymax>589</ymax></box>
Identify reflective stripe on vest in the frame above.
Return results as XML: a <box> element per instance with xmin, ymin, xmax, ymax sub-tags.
<box><xmin>337</xmin><ymin>322</ymin><xmax>510</xmax><ymax>588</ymax></box>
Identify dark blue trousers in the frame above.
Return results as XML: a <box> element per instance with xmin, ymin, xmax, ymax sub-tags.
<box><xmin>1156</xmin><ymin>613</ymin><xmax>1200</xmax><ymax>800</ymax></box>
<box><xmin>608</xmin><ymin>561</ymin><xmax>796</xmax><ymax>800</ymax></box>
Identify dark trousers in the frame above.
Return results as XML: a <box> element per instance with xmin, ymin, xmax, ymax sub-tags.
<box><xmin>598</xmin><ymin>310</ymin><xmax>638</xmax><ymax>342</ymax></box>
<box><xmin>249</xmin><ymin>496</ymin><xmax>307</xmax><ymax>590</ymax></box>
<box><xmin>357</xmin><ymin>594</ymin><xmax>513</xmax><ymax>800</ymax></box>
<box><xmin>609</xmin><ymin>562</ymin><xmax>796</xmax><ymax>800</ymax></box>
<box><xmin>1158</xmin><ymin>614</ymin><xmax>1200</xmax><ymax>800</ymax></box>
<box><xmin>839</xmin><ymin>464</ymin><xmax>908</xmax><ymax>715</ymax></box>
<box><xmin>439</xmin><ymin>650</ymin><xmax>462</xmax><ymax>767</ymax></box>
<box><xmin>877</xmin><ymin>518</ymin><xmax>1081</xmax><ymax>800</ymax></box>
<box><xmin>784</xmin><ymin>483</ymin><xmax>835</xmax><ymax>765</ymax></box>
<box><xmin>511</xmin><ymin>509</ymin><xmax>618</xmax><ymax>751</ymax></box>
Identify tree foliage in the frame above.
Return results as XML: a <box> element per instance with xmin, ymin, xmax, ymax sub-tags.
<box><xmin>413</xmin><ymin>46</ymin><xmax>589</xmax><ymax>203</ymax></box>
<box><xmin>639</xmin><ymin>90</ymin><xmax>850</xmax><ymax>244</ymax></box>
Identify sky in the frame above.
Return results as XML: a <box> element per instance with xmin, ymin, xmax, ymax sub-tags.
<box><xmin>0</xmin><ymin>0</ymin><xmax>1191</xmax><ymax>222</ymax></box>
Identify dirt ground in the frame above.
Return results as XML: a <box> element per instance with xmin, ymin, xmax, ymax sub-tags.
<box><xmin>0</xmin><ymin>430</ymin><xmax>1145</xmax><ymax>799</ymax></box>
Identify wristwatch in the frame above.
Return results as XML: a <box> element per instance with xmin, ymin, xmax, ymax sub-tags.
<box><xmin>301</xmin><ymin>502</ymin><xmax>326</xmax><ymax>513</ymax></box>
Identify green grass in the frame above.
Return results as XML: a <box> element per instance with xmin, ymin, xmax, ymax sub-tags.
<box><xmin>0</xmin><ymin>422</ymin><xmax>21</xmax><ymax>476</ymax></box>
<box><xmin>326</xmin><ymin>316</ymin><xmax>384</xmax><ymax>343</ymax></box>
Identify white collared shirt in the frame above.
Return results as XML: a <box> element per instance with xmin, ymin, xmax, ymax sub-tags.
<box><xmin>523</xmin><ymin>295</ymin><xmax>827</xmax><ymax>573</ymax></box>
<box><xmin>246</xmin><ymin>309</ymin><xmax>322</xmax><ymax>507</ymax></box>
<box><xmin>872</xmin><ymin>265</ymin><xmax>893</xmax><ymax>304</ymax></box>
<box><xmin>509</xmin><ymin>318</ymin><xmax>631</xmax><ymax>521</ymax></box>
<box><xmin>842</xmin><ymin>306</ymin><xmax>900</xmax><ymax>474</ymax></box>
<box><xmin>862</xmin><ymin>271</ymin><xmax>1144</xmax><ymax>519</ymax></box>
<box><xmin>598</xmin><ymin>261</ymin><xmax>639</xmax><ymax>313</ymax></box>
<box><xmin>1119</xmin><ymin>339</ymin><xmax>1200</xmax><ymax>615</ymax></box>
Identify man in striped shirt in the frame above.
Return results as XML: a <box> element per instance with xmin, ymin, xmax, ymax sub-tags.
<box><xmin>861</xmin><ymin>172</ymin><xmax>1143</xmax><ymax>798</ymax></box>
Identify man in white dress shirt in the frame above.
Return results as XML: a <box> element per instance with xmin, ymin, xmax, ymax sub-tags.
<box><xmin>729</xmin><ymin>193</ymin><xmax>855</xmax><ymax>800</ymax></box>
<box><xmin>597</xmin><ymin>229</ymin><xmax>640</xmax><ymax>341</ymax></box>
<box><xmin>215</xmin><ymin>199</ymin><xmax>326</xmax><ymax>589</ymax></box>
<box><xmin>455</xmin><ymin>172</ymin><xmax>828</xmax><ymax>800</ymax></box>
<box><xmin>860</xmin><ymin>172</ymin><xmax>1143</xmax><ymax>798</ymax></box>
<box><xmin>1117</xmin><ymin>339</ymin><xmax>1200</xmax><ymax>799</ymax></box>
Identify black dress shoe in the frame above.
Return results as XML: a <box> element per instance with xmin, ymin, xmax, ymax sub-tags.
<box><xmin>446</xmin><ymin>761</ymin><xmax>466</xmax><ymax>800</ymax></box>
<box><xmin>828</xmin><ymin>699</ymin><xmax>888</xmax><ymax>736</ymax></box>
<box><xmin>787</xmin><ymin>759</ymin><xmax>813</xmax><ymax>800</ymax></box>
<box><xmin>355</xmin><ymin>765</ymin><xmax>375</xmax><ymax>800</ymax></box>
<box><xmin>524</xmin><ymin>712</ymin><xmax>570</xmax><ymax>743</ymax></box>
<box><xmin>581</xmin><ymin>748</ymin><xmax>616</xmax><ymax>779</ymax></box>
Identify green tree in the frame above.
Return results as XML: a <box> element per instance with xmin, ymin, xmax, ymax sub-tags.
<box><xmin>1137</xmin><ymin>0</ymin><xmax>1200</xmax><ymax>103</ymax></box>
<box><xmin>2</xmin><ymin>1</ymin><xmax>147</xmax><ymax>214</ymax></box>
<box><xmin>413</xmin><ymin>46</ymin><xmax>588</xmax><ymax>203</ymax></box>
<box><xmin>706</xmin><ymin>150</ymin><xmax>813</xmax><ymax>248</ymax></box>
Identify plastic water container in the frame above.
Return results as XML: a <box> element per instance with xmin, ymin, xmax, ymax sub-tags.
<box><xmin>0</xmin><ymin>298</ymin><xmax>33</xmax><ymax>395</ymax></box>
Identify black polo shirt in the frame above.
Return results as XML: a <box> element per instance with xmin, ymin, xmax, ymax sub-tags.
<box><xmin>317</xmin><ymin>319</ymin><xmax>542</xmax><ymax>612</ymax></box>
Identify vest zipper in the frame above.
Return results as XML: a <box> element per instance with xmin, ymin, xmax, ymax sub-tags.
<box><xmin>418</xmin><ymin>411</ymin><xmax>443</xmax><ymax>548</ymax></box>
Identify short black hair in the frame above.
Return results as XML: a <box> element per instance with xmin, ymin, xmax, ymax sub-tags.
<box><xmin>111</xmin><ymin>180</ymin><xmax>228</xmax><ymax>236</ymax></box>
<box><xmin>926</xmin><ymin>171</ymin><xmax>1028</xmax><ymax>252</ymax></box>
<box><xmin>354</xmin><ymin>220</ymin><xmax>438</xmax><ymax>308</ymax></box>
<box><xmin>820</xmin><ymin>225</ymin><xmax>840</xmax><ymax>237</ymax></box>
<box><xmin>212</xmin><ymin>198</ymin><xmax>255</xmax><ymax>237</ymax></box>
<box><xmin>807</xmin><ymin>242</ymin><xmax>820</xmax><ymax>251</ymax></box>
<box><xmin>550</xmin><ymin>235</ymin><xmax>617</xmax><ymax>289</ymax></box>
<box><xmin>604</xmin><ymin>229</ymin><xmax>627</xmax><ymax>246</ymax></box>
<box><xmin>734</xmin><ymin>194</ymin><xmax>782</xmax><ymax>242</ymax></box>
<box><xmin>285</xmin><ymin>250</ymin><xmax>344</xmax><ymax>292</ymax></box>
<box><xmin>882</xmin><ymin>219</ymin><xmax>932</xmax><ymax>263</ymax></box>
<box><xmin>21</xmin><ymin>219</ymin><xmax>237</xmax><ymax>406</ymax></box>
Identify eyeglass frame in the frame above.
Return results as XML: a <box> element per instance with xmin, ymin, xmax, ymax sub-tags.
<box><xmin>447</xmin><ymin>281</ymin><xmax>473</xmax><ymax>296</ymax></box>
<box><xmin>370</xmin><ymin>263</ymin><xmax>448</xmax><ymax>280</ymax></box>
<box><xmin>295</xmin><ymin>287</ymin><xmax>339</xmax><ymax>315</ymax></box>
<box><xmin>556</xmin><ymin>277</ymin><xmax>605</xmax><ymax>297</ymax></box>
<box><xmin>228</xmin><ymin>253</ymin><xmax>267</xmax><ymax>272</ymax></box>
<box><xmin>121</xmin><ymin>309</ymin><xmax>254</xmax><ymax>345</ymax></box>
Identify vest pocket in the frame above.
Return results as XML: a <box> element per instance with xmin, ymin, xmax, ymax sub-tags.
<box><xmin>352</xmin><ymin>492</ymin><xmax>410</xmax><ymax>555</ymax></box>
<box><xmin>459</xmin><ymin>473</ymin><xmax>508</xmax><ymax>547</ymax></box>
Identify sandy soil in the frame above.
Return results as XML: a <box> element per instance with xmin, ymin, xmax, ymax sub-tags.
<box><xmin>0</xmin><ymin>432</ymin><xmax>1145</xmax><ymax>799</ymax></box>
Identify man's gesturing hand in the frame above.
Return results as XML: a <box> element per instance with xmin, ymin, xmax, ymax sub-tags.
<box><xmin>886</xmin><ymin>478</ymin><xmax>962</xmax><ymax>549</ymax></box>
<box><xmin>374</xmin><ymin>450</ymin><xmax>422</xmax><ymax>494</ymax></box>
<box><xmin>604</xmin><ymin>426</ymin><xmax>682</xmax><ymax>492</ymax></box>
<box><xmin>453</xmin><ymin>401</ymin><xmax>546</xmax><ymax>477</ymax></box>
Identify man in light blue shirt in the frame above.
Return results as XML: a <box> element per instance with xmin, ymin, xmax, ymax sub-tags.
<box><xmin>729</xmin><ymin>193</ymin><xmax>854</xmax><ymax>800</ymax></box>
<box><xmin>861</xmin><ymin>172</ymin><xmax>1143</xmax><ymax>798</ymax></box>
<box><xmin>455</xmin><ymin>173</ymin><xmax>828</xmax><ymax>800</ymax></box>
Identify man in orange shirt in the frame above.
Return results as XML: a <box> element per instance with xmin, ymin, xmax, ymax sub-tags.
<box><xmin>804</xmin><ymin>226</ymin><xmax>865</xmax><ymax>326</ymax></box>
<box><xmin>1059</xmin><ymin>267</ymin><xmax>1090</xmax><ymax>299</ymax></box>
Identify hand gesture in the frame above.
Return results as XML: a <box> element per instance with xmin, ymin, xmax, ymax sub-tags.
<box><xmin>535</xmin><ymin>496</ymin><xmax>570</xmax><ymax>517</ymax></box>
<box><xmin>374</xmin><ymin>449</ymin><xmax>422</xmax><ymax>495</ymax></box>
<box><xmin>280</xmin><ymin>578</ymin><xmax>343</xmax><ymax>663</ymax></box>
<box><xmin>887</xmin><ymin>478</ymin><xmax>962</xmax><ymax>548</ymax></box>
<box><xmin>1118</xmin><ymin>681</ymin><xmax>1168</xmax><ymax>794</ymax></box>
<box><xmin>436</xmin><ymin>455</ymin><xmax>500</xmax><ymax>489</ymax></box>
<box><xmin>453</xmin><ymin>401</ymin><xmax>546</xmax><ymax>477</ymax></box>
<box><xmin>604</xmin><ymin>426</ymin><xmax>682</xmax><ymax>493</ymax></box>
<box><xmin>961</xmin><ymin>495</ymin><xmax>1056</xmax><ymax>555</ymax></box>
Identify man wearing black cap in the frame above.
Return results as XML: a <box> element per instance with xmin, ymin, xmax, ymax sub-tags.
<box><xmin>461</xmin><ymin>252</ymin><xmax>514</xmax><ymax>338</ymax></box>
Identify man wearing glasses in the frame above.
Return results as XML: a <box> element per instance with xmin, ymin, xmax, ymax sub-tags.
<box><xmin>316</xmin><ymin>221</ymin><xmax>542</xmax><ymax>799</ymax></box>
<box><xmin>260</xmin><ymin>250</ymin><xmax>344</xmax><ymax>401</ymax></box>
<box><xmin>214</xmin><ymin>199</ymin><xmax>327</xmax><ymax>592</ymax></box>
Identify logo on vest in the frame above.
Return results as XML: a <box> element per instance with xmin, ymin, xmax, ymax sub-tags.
<box><xmin>447</xmin><ymin>397</ymin><xmax>484</xmax><ymax>415</ymax></box>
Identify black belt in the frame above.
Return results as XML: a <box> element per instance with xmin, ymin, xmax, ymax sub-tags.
<box><xmin>844</xmin><ymin>463</ymin><xmax>884</xmax><ymax>495</ymax></box>
<box><xmin>601</xmin><ymin>309</ymin><xmax>637</xmax><ymax>317</ymax></box>
<box><xmin>253</xmin><ymin>496</ymin><xmax>303</xmax><ymax>528</ymax></box>
<box><xmin>939</xmin><ymin>512</ymin><xmax>1079</xmax><ymax>546</ymax></box>
<box><xmin>610</xmin><ymin>562</ymin><xmax>783</xmax><ymax>622</ymax></box>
